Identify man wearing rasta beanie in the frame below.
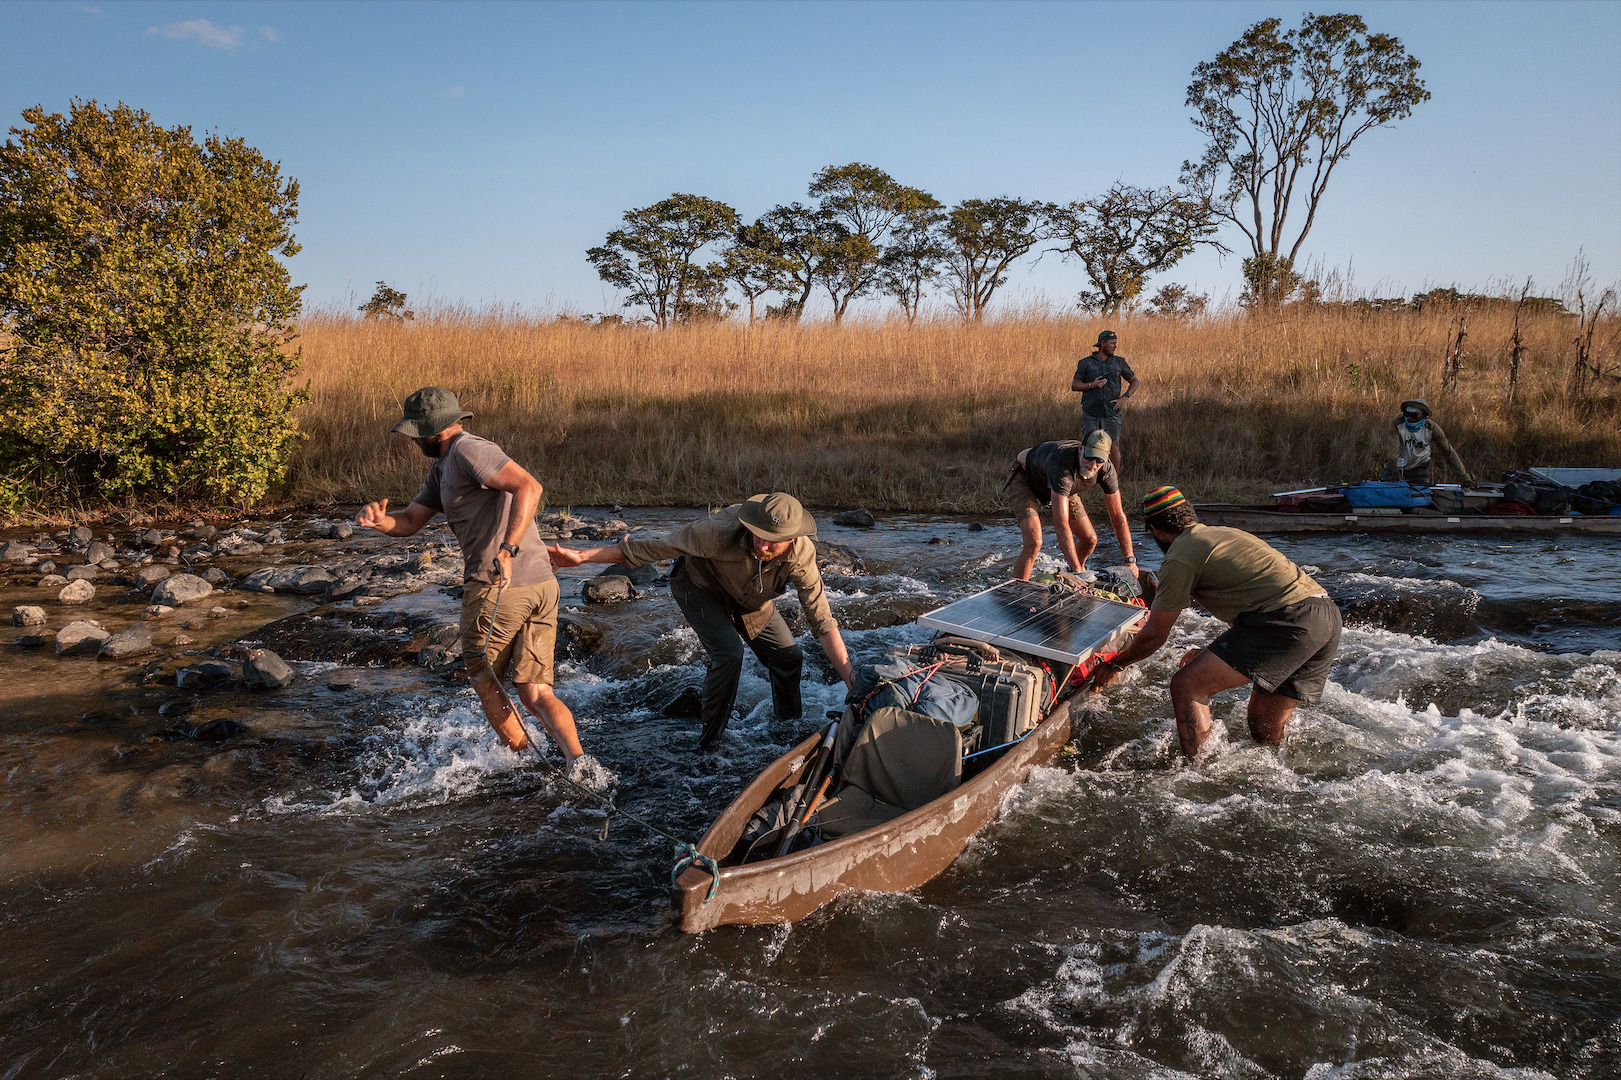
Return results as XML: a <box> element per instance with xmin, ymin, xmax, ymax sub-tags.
<box><xmin>1093</xmin><ymin>486</ymin><xmax>1343</xmax><ymax>758</ymax></box>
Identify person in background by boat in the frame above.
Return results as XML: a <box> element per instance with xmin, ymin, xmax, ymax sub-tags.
<box><xmin>547</xmin><ymin>494</ymin><xmax>856</xmax><ymax>750</ymax></box>
<box><xmin>1071</xmin><ymin>329</ymin><xmax>1140</xmax><ymax>473</ymax></box>
<box><xmin>356</xmin><ymin>387</ymin><xmax>603</xmax><ymax>786</ymax></box>
<box><xmin>1006</xmin><ymin>431</ymin><xmax>1139</xmax><ymax>582</ymax></box>
<box><xmin>1091</xmin><ymin>486</ymin><xmax>1342</xmax><ymax>758</ymax></box>
<box><xmin>1384</xmin><ymin>398</ymin><xmax>1472</xmax><ymax>486</ymax></box>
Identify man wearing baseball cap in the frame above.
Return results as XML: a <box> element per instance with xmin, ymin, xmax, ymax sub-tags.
<box><xmin>1071</xmin><ymin>330</ymin><xmax>1140</xmax><ymax>473</ymax></box>
<box><xmin>1092</xmin><ymin>486</ymin><xmax>1342</xmax><ymax>758</ymax></box>
<box><xmin>548</xmin><ymin>493</ymin><xmax>855</xmax><ymax>749</ymax></box>
<box><xmin>356</xmin><ymin>387</ymin><xmax>604</xmax><ymax>786</ymax></box>
<box><xmin>1005</xmin><ymin>430</ymin><xmax>1138</xmax><ymax>581</ymax></box>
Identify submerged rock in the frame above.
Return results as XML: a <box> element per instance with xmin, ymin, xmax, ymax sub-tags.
<box><xmin>177</xmin><ymin>660</ymin><xmax>239</xmax><ymax>689</ymax></box>
<box><xmin>832</xmin><ymin>508</ymin><xmax>877</xmax><ymax>528</ymax></box>
<box><xmin>12</xmin><ymin>605</ymin><xmax>46</xmax><ymax>627</ymax></box>
<box><xmin>56</xmin><ymin>621</ymin><xmax>110</xmax><ymax>657</ymax></box>
<box><xmin>813</xmin><ymin>539</ymin><xmax>866</xmax><ymax>576</ymax></box>
<box><xmin>239</xmin><ymin>565</ymin><xmax>335</xmax><ymax>594</ymax></box>
<box><xmin>329</xmin><ymin>521</ymin><xmax>354</xmax><ymax>540</ymax></box>
<box><xmin>65</xmin><ymin>565</ymin><xmax>98</xmax><ymax>581</ymax></box>
<box><xmin>660</xmin><ymin>685</ymin><xmax>703</xmax><ymax>718</ymax></box>
<box><xmin>582</xmin><ymin>573</ymin><xmax>637</xmax><ymax>604</ymax></box>
<box><xmin>152</xmin><ymin>574</ymin><xmax>213</xmax><ymax>607</ymax></box>
<box><xmin>143</xmin><ymin>605</ymin><xmax>175</xmax><ymax>621</ymax></box>
<box><xmin>15</xmin><ymin>629</ymin><xmax>57</xmax><ymax>648</ymax></box>
<box><xmin>58</xmin><ymin>579</ymin><xmax>96</xmax><ymax>605</ymax></box>
<box><xmin>99</xmin><ymin>623</ymin><xmax>154</xmax><ymax>660</ymax></box>
<box><xmin>133</xmin><ymin>565</ymin><xmax>172</xmax><ymax>590</ymax></box>
<box><xmin>243</xmin><ymin>648</ymin><xmax>294</xmax><ymax>689</ymax></box>
<box><xmin>2</xmin><ymin>541</ymin><xmax>33</xmax><ymax>561</ymax></box>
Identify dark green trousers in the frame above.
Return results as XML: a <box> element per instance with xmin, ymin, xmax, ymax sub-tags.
<box><xmin>670</xmin><ymin>568</ymin><xmax>804</xmax><ymax>748</ymax></box>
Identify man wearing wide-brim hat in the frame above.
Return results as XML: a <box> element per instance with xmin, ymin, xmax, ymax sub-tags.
<box><xmin>1384</xmin><ymin>397</ymin><xmax>1471</xmax><ymax>487</ymax></box>
<box><xmin>357</xmin><ymin>387</ymin><xmax>603</xmax><ymax>786</ymax></box>
<box><xmin>548</xmin><ymin>493</ymin><xmax>855</xmax><ymax>749</ymax></box>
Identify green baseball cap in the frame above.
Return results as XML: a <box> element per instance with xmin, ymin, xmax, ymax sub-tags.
<box><xmin>1083</xmin><ymin>430</ymin><xmax>1112</xmax><ymax>462</ymax></box>
<box><xmin>393</xmin><ymin>387</ymin><xmax>474</xmax><ymax>437</ymax></box>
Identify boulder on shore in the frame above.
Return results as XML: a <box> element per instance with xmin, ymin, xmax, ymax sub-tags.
<box><xmin>813</xmin><ymin>539</ymin><xmax>866</xmax><ymax>576</ymax></box>
<box><xmin>243</xmin><ymin>648</ymin><xmax>295</xmax><ymax>689</ymax></box>
<box><xmin>152</xmin><ymin>574</ymin><xmax>213</xmax><ymax>607</ymax></box>
<box><xmin>83</xmin><ymin>541</ymin><xmax>114</xmax><ymax>565</ymax></box>
<box><xmin>99</xmin><ymin>623</ymin><xmax>154</xmax><ymax>660</ymax></box>
<box><xmin>12</xmin><ymin>605</ymin><xmax>46</xmax><ymax>627</ymax></box>
<box><xmin>133</xmin><ymin>565</ymin><xmax>172</xmax><ymax>590</ymax></box>
<box><xmin>239</xmin><ymin>565</ymin><xmax>334</xmax><ymax>594</ymax></box>
<box><xmin>58</xmin><ymin>579</ymin><xmax>96</xmax><ymax>605</ymax></box>
<box><xmin>56</xmin><ymin>621</ymin><xmax>110</xmax><ymax>657</ymax></box>
<box><xmin>65</xmin><ymin>565</ymin><xmax>98</xmax><ymax>581</ymax></box>
<box><xmin>2</xmin><ymin>542</ymin><xmax>32</xmax><ymax>561</ymax></box>
<box><xmin>832</xmin><ymin>509</ymin><xmax>876</xmax><ymax>528</ymax></box>
<box><xmin>581</xmin><ymin>573</ymin><xmax>637</xmax><ymax>604</ymax></box>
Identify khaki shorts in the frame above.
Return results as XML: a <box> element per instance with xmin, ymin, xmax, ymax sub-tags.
<box><xmin>1007</xmin><ymin>469</ymin><xmax>1083</xmax><ymax>522</ymax></box>
<box><xmin>460</xmin><ymin>578</ymin><xmax>559</xmax><ymax>686</ymax></box>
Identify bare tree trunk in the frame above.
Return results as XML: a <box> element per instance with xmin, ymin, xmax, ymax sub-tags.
<box><xmin>1506</xmin><ymin>280</ymin><xmax>1530</xmax><ymax>407</ymax></box>
<box><xmin>1441</xmin><ymin>304</ymin><xmax>1469</xmax><ymax>395</ymax></box>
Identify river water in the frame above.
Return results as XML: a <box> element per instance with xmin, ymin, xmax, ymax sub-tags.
<box><xmin>2</xmin><ymin>511</ymin><xmax>1617</xmax><ymax>1079</ymax></box>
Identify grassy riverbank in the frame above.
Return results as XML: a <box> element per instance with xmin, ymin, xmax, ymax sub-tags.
<box><xmin>282</xmin><ymin>304</ymin><xmax>1618</xmax><ymax>514</ymax></box>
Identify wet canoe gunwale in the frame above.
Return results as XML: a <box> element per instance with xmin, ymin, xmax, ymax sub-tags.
<box><xmin>671</xmin><ymin>691</ymin><xmax>1082</xmax><ymax>932</ymax></box>
<box><xmin>1188</xmin><ymin>504</ymin><xmax>1621</xmax><ymax>535</ymax></box>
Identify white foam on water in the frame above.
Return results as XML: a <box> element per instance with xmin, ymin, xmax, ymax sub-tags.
<box><xmin>824</xmin><ymin>572</ymin><xmax>938</xmax><ymax>602</ymax></box>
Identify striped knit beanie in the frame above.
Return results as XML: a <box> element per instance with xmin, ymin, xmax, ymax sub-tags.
<box><xmin>1141</xmin><ymin>486</ymin><xmax>1188</xmax><ymax>518</ymax></box>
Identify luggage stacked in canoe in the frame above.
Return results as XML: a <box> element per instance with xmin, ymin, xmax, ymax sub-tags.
<box><xmin>727</xmin><ymin>637</ymin><xmax>1052</xmax><ymax>862</ymax></box>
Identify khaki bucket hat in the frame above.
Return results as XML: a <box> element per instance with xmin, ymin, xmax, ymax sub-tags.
<box><xmin>739</xmin><ymin>493</ymin><xmax>814</xmax><ymax>543</ymax></box>
<box><xmin>393</xmin><ymin>387</ymin><xmax>474</xmax><ymax>437</ymax></box>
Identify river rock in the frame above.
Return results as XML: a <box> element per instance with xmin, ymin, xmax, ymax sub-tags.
<box><xmin>813</xmin><ymin>539</ymin><xmax>866</xmax><ymax>576</ymax></box>
<box><xmin>56</xmin><ymin>620</ymin><xmax>110</xmax><ymax>656</ymax></box>
<box><xmin>138</xmin><ymin>528</ymin><xmax>165</xmax><ymax>547</ymax></box>
<box><xmin>99</xmin><ymin>623</ymin><xmax>154</xmax><ymax>660</ymax></box>
<box><xmin>38</xmin><ymin>574</ymin><xmax>68</xmax><ymax>587</ymax></box>
<box><xmin>143</xmin><ymin>605</ymin><xmax>175</xmax><ymax>620</ymax></box>
<box><xmin>214</xmin><ymin>536</ymin><xmax>263</xmax><ymax>557</ymax></box>
<box><xmin>928</xmin><ymin>536</ymin><xmax>951</xmax><ymax>545</ymax></box>
<box><xmin>65</xmin><ymin>565</ymin><xmax>98</xmax><ymax>581</ymax></box>
<box><xmin>12</xmin><ymin>605</ymin><xmax>46</xmax><ymax>627</ymax></box>
<box><xmin>329</xmin><ymin>521</ymin><xmax>354</xmax><ymax>540</ymax></box>
<box><xmin>69</xmin><ymin>526</ymin><xmax>93</xmax><ymax>544</ymax></box>
<box><xmin>83</xmin><ymin>541</ymin><xmax>114</xmax><ymax>565</ymax></box>
<box><xmin>556</xmin><ymin>616</ymin><xmax>604</xmax><ymax>662</ymax></box>
<box><xmin>152</xmin><ymin>574</ymin><xmax>213</xmax><ymax>607</ymax></box>
<box><xmin>133</xmin><ymin>565</ymin><xmax>172</xmax><ymax>590</ymax></box>
<box><xmin>208</xmin><ymin>606</ymin><xmax>230</xmax><ymax>619</ymax></box>
<box><xmin>660</xmin><ymin>685</ymin><xmax>703</xmax><ymax>718</ymax></box>
<box><xmin>37</xmin><ymin>560</ymin><xmax>57</xmax><ymax>575</ymax></box>
<box><xmin>177</xmin><ymin>660</ymin><xmax>238</xmax><ymax>689</ymax></box>
<box><xmin>58</xmin><ymin>579</ymin><xmax>96</xmax><ymax>605</ymax></box>
<box><xmin>2</xmin><ymin>542</ymin><xmax>32</xmax><ymax>561</ymax></box>
<box><xmin>832</xmin><ymin>508</ymin><xmax>876</xmax><ymax>528</ymax></box>
<box><xmin>15</xmin><ymin>629</ymin><xmax>57</xmax><ymax>648</ymax></box>
<box><xmin>264</xmin><ymin>528</ymin><xmax>284</xmax><ymax>544</ymax></box>
<box><xmin>581</xmin><ymin>573</ymin><xmax>636</xmax><ymax>604</ymax></box>
<box><xmin>243</xmin><ymin>648</ymin><xmax>294</xmax><ymax>689</ymax></box>
<box><xmin>967</xmin><ymin>522</ymin><xmax>986</xmax><ymax>532</ymax></box>
<box><xmin>189</xmin><ymin>524</ymin><xmax>216</xmax><ymax>539</ymax></box>
<box><xmin>239</xmin><ymin>566</ymin><xmax>335</xmax><ymax>594</ymax></box>
<box><xmin>202</xmin><ymin>568</ymin><xmax>230</xmax><ymax>586</ymax></box>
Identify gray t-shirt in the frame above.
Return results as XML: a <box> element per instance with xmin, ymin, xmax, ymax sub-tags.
<box><xmin>414</xmin><ymin>433</ymin><xmax>552</xmax><ymax>587</ymax></box>
<box><xmin>1074</xmin><ymin>352</ymin><xmax>1136</xmax><ymax>417</ymax></box>
<box><xmin>1022</xmin><ymin>441</ymin><xmax>1120</xmax><ymax>503</ymax></box>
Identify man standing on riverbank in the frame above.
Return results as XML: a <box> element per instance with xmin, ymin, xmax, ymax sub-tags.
<box><xmin>357</xmin><ymin>387</ymin><xmax>602</xmax><ymax>786</ymax></box>
<box><xmin>1072</xmin><ymin>330</ymin><xmax>1140</xmax><ymax>472</ymax></box>
<box><xmin>547</xmin><ymin>494</ymin><xmax>856</xmax><ymax>750</ymax></box>
<box><xmin>1386</xmin><ymin>398</ymin><xmax>1471</xmax><ymax>486</ymax></box>
<box><xmin>1092</xmin><ymin>486</ymin><xmax>1341</xmax><ymax>758</ymax></box>
<box><xmin>1006</xmin><ymin>431</ymin><xmax>1138</xmax><ymax>581</ymax></box>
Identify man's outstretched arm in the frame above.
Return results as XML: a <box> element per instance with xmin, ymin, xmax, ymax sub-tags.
<box><xmin>1090</xmin><ymin>608</ymin><xmax>1180</xmax><ymax>687</ymax></box>
<box><xmin>357</xmin><ymin>498</ymin><xmax>436</xmax><ymax>537</ymax></box>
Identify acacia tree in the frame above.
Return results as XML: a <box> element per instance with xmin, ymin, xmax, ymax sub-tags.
<box><xmin>1183</xmin><ymin>13</ymin><xmax>1428</xmax><ymax>306</ymax></box>
<box><xmin>877</xmin><ymin>205</ymin><xmax>947</xmax><ymax>322</ymax></box>
<box><xmin>757</xmin><ymin>201</ymin><xmax>825</xmax><ymax>319</ymax></box>
<box><xmin>722</xmin><ymin>220</ymin><xmax>797</xmax><ymax>324</ymax></box>
<box><xmin>940</xmin><ymin>197</ymin><xmax>1046</xmax><ymax>320</ymax></box>
<box><xmin>0</xmin><ymin>99</ymin><xmax>305</xmax><ymax>508</ymax></box>
<box><xmin>587</xmin><ymin>193</ymin><xmax>738</xmax><ymax>328</ymax></box>
<box><xmin>360</xmin><ymin>281</ymin><xmax>414</xmax><ymax>321</ymax></box>
<box><xmin>807</xmin><ymin>162</ymin><xmax>938</xmax><ymax>322</ymax></box>
<box><xmin>1046</xmin><ymin>183</ymin><xmax>1222</xmax><ymax>314</ymax></box>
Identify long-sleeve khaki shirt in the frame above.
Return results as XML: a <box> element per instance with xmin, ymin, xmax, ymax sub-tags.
<box><xmin>1388</xmin><ymin>417</ymin><xmax>1470</xmax><ymax>481</ymax></box>
<box><xmin>617</xmin><ymin>505</ymin><xmax>838</xmax><ymax>640</ymax></box>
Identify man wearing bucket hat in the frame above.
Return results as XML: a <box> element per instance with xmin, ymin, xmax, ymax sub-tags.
<box><xmin>547</xmin><ymin>494</ymin><xmax>855</xmax><ymax>749</ymax></box>
<box><xmin>356</xmin><ymin>387</ymin><xmax>604</xmax><ymax>786</ymax></box>
<box><xmin>1385</xmin><ymin>398</ymin><xmax>1471</xmax><ymax>487</ymax></box>
<box><xmin>1071</xmin><ymin>330</ymin><xmax>1140</xmax><ymax>473</ymax></box>
<box><xmin>1092</xmin><ymin>486</ymin><xmax>1342</xmax><ymax>758</ymax></box>
<box><xmin>1005</xmin><ymin>430</ymin><xmax>1138</xmax><ymax>581</ymax></box>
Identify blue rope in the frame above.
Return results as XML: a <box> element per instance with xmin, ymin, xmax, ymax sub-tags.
<box><xmin>671</xmin><ymin>842</ymin><xmax>721</xmax><ymax>904</ymax></box>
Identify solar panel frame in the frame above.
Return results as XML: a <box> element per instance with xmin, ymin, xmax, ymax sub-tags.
<box><xmin>915</xmin><ymin>580</ymin><xmax>1147</xmax><ymax>664</ymax></box>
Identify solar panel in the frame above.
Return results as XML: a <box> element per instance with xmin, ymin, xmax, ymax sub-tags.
<box><xmin>916</xmin><ymin>580</ymin><xmax>1147</xmax><ymax>665</ymax></box>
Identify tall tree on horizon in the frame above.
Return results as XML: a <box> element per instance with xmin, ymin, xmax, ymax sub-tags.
<box><xmin>1182</xmin><ymin>12</ymin><xmax>1429</xmax><ymax>307</ymax></box>
<box><xmin>877</xmin><ymin>203</ymin><xmax>948</xmax><ymax>323</ymax></box>
<box><xmin>807</xmin><ymin>162</ymin><xmax>938</xmax><ymax>322</ymax></box>
<box><xmin>587</xmin><ymin>193</ymin><xmax>738</xmax><ymax>328</ymax></box>
<box><xmin>940</xmin><ymin>197</ymin><xmax>1046</xmax><ymax>320</ymax></box>
<box><xmin>1046</xmin><ymin>183</ymin><xmax>1223</xmax><ymax>314</ymax></box>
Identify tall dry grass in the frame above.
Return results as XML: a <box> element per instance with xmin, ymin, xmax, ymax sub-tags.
<box><xmin>286</xmin><ymin>303</ymin><xmax>1619</xmax><ymax>512</ymax></box>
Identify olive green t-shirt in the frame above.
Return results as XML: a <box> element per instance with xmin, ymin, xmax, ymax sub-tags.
<box><xmin>1150</xmin><ymin>525</ymin><xmax>1323</xmax><ymax>624</ymax></box>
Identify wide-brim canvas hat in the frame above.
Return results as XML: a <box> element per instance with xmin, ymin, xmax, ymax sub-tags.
<box><xmin>393</xmin><ymin>386</ymin><xmax>474</xmax><ymax>437</ymax></box>
<box><xmin>739</xmin><ymin>493</ymin><xmax>813</xmax><ymax>542</ymax></box>
<box><xmin>1400</xmin><ymin>398</ymin><xmax>1432</xmax><ymax>419</ymax></box>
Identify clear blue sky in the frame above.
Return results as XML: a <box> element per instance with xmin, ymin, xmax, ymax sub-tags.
<box><xmin>4</xmin><ymin>0</ymin><xmax>1617</xmax><ymax>316</ymax></box>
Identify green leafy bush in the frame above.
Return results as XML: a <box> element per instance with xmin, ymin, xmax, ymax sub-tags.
<box><xmin>0</xmin><ymin>99</ymin><xmax>307</xmax><ymax>507</ymax></box>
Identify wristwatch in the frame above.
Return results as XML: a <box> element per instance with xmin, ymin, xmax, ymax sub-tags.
<box><xmin>499</xmin><ymin>543</ymin><xmax>521</xmax><ymax>557</ymax></box>
<box><xmin>1124</xmin><ymin>556</ymin><xmax>1137</xmax><ymax>565</ymax></box>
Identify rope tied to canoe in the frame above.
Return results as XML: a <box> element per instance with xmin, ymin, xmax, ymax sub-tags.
<box><xmin>479</xmin><ymin>576</ymin><xmax>720</xmax><ymax>904</ymax></box>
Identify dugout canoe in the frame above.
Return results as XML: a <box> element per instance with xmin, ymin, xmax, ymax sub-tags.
<box><xmin>1191</xmin><ymin>504</ymin><xmax>1621</xmax><ymax>536</ymax></box>
<box><xmin>671</xmin><ymin>690</ymin><xmax>1084</xmax><ymax>933</ymax></box>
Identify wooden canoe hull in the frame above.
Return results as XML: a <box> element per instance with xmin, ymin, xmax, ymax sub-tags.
<box><xmin>672</xmin><ymin>696</ymin><xmax>1079</xmax><ymax>932</ymax></box>
<box><xmin>1192</xmin><ymin>505</ymin><xmax>1621</xmax><ymax>535</ymax></box>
